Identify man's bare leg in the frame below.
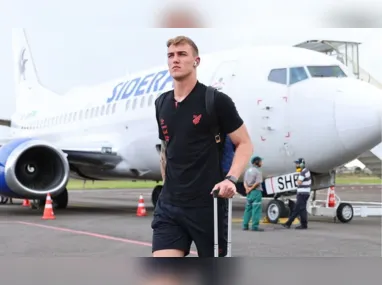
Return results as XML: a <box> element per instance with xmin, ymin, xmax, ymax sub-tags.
<box><xmin>153</xmin><ymin>249</ymin><xmax>185</xmax><ymax>257</ymax></box>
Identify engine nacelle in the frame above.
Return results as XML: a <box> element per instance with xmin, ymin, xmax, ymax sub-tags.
<box><xmin>0</xmin><ymin>138</ymin><xmax>70</xmax><ymax>199</ymax></box>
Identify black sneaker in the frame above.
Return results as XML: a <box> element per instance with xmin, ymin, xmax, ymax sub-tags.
<box><xmin>295</xmin><ymin>225</ymin><xmax>307</xmax><ymax>230</ymax></box>
<box><xmin>281</xmin><ymin>223</ymin><xmax>291</xmax><ymax>229</ymax></box>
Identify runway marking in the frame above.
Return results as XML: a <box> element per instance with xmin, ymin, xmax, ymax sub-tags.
<box><xmin>16</xmin><ymin>221</ymin><xmax>198</xmax><ymax>256</ymax></box>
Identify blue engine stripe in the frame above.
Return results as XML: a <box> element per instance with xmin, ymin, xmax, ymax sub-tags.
<box><xmin>0</xmin><ymin>138</ymin><xmax>34</xmax><ymax>197</ymax></box>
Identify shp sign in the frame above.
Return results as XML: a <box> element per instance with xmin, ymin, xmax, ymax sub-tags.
<box><xmin>264</xmin><ymin>172</ymin><xmax>300</xmax><ymax>195</ymax></box>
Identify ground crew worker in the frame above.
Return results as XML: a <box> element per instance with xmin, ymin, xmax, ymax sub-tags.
<box><xmin>151</xmin><ymin>35</ymin><xmax>254</xmax><ymax>257</ymax></box>
<box><xmin>282</xmin><ymin>158</ymin><xmax>311</xmax><ymax>229</ymax></box>
<box><xmin>242</xmin><ymin>156</ymin><xmax>264</xmax><ymax>232</ymax></box>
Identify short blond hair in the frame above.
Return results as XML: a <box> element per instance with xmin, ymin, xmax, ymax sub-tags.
<box><xmin>166</xmin><ymin>36</ymin><xmax>199</xmax><ymax>56</ymax></box>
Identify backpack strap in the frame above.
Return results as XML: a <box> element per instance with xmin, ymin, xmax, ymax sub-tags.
<box><xmin>205</xmin><ymin>86</ymin><xmax>221</xmax><ymax>144</ymax></box>
<box><xmin>206</xmin><ymin>86</ymin><xmax>227</xmax><ymax>180</ymax></box>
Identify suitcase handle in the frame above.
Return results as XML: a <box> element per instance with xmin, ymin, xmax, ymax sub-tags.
<box><xmin>212</xmin><ymin>188</ymin><xmax>232</xmax><ymax>257</ymax></box>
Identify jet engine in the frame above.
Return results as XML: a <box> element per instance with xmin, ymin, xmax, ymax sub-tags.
<box><xmin>0</xmin><ymin>138</ymin><xmax>70</xmax><ymax>199</ymax></box>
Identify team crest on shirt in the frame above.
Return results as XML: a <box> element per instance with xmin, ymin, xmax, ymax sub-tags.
<box><xmin>192</xmin><ymin>114</ymin><xmax>202</xmax><ymax>125</ymax></box>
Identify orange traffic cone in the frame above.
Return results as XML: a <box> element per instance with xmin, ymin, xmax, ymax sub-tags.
<box><xmin>22</xmin><ymin>199</ymin><xmax>30</xmax><ymax>207</ymax></box>
<box><xmin>136</xmin><ymin>195</ymin><xmax>147</xmax><ymax>217</ymax></box>
<box><xmin>41</xmin><ymin>194</ymin><xmax>56</xmax><ymax>220</ymax></box>
<box><xmin>327</xmin><ymin>186</ymin><xmax>336</xmax><ymax>208</ymax></box>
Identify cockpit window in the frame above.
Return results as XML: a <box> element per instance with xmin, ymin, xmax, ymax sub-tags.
<box><xmin>289</xmin><ymin>67</ymin><xmax>308</xmax><ymax>85</ymax></box>
<box><xmin>268</xmin><ymin>68</ymin><xmax>287</xmax><ymax>85</ymax></box>
<box><xmin>307</xmin><ymin>65</ymin><xmax>347</xmax><ymax>78</ymax></box>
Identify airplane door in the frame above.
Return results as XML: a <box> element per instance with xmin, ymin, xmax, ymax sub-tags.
<box><xmin>257</xmin><ymin>68</ymin><xmax>291</xmax><ymax>174</ymax></box>
<box><xmin>209</xmin><ymin>60</ymin><xmax>239</xmax><ymax>94</ymax></box>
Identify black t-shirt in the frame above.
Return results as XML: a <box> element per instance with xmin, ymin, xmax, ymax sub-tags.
<box><xmin>155</xmin><ymin>81</ymin><xmax>244</xmax><ymax>207</ymax></box>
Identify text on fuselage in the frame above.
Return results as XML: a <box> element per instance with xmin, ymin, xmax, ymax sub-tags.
<box><xmin>106</xmin><ymin>69</ymin><xmax>174</xmax><ymax>103</ymax></box>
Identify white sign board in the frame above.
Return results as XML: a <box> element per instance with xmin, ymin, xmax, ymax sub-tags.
<box><xmin>264</xmin><ymin>172</ymin><xmax>300</xmax><ymax>195</ymax></box>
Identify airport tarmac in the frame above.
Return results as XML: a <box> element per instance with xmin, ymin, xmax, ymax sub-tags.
<box><xmin>0</xmin><ymin>186</ymin><xmax>380</xmax><ymax>260</ymax></box>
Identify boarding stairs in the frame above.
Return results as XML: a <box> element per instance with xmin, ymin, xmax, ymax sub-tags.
<box><xmin>294</xmin><ymin>40</ymin><xmax>382</xmax><ymax>178</ymax></box>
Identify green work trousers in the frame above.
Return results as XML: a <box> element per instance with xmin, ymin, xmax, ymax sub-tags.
<box><xmin>242</xmin><ymin>189</ymin><xmax>263</xmax><ymax>230</ymax></box>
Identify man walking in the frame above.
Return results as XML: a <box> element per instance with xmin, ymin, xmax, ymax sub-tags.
<box><xmin>282</xmin><ymin>158</ymin><xmax>311</xmax><ymax>229</ymax></box>
<box><xmin>242</xmin><ymin>156</ymin><xmax>264</xmax><ymax>232</ymax></box>
<box><xmin>152</xmin><ymin>36</ymin><xmax>254</xmax><ymax>257</ymax></box>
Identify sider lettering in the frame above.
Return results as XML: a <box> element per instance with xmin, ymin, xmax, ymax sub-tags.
<box><xmin>107</xmin><ymin>69</ymin><xmax>173</xmax><ymax>103</ymax></box>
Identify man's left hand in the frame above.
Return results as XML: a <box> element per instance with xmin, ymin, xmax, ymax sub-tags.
<box><xmin>211</xmin><ymin>179</ymin><xmax>237</xmax><ymax>198</ymax></box>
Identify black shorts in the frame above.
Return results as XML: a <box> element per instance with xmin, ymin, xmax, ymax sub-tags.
<box><xmin>151</xmin><ymin>197</ymin><xmax>227</xmax><ymax>257</ymax></box>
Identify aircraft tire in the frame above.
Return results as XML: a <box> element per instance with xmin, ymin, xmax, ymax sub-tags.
<box><xmin>266</xmin><ymin>199</ymin><xmax>288</xmax><ymax>224</ymax></box>
<box><xmin>0</xmin><ymin>196</ymin><xmax>9</xmax><ymax>204</ymax></box>
<box><xmin>336</xmin><ymin>202</ymin><xmax>354</xmax><ymax>223</ymax></box>
<box><xmin>34</xmin><ymin>188</ymin><xmax>69</xmax><ymax>209</ymax></box>
<box><xmin>54</xmin><ymin>188</ymin><xmax>69</xmax><ymax>209</ymax></box>
<box><xmin>151</xmin><ymin>185</ymin><xmax>162</xmax><ymax>208</ymax></box>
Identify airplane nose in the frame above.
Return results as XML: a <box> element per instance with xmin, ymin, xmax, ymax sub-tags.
<box><xmin>335</xmin><ymin>80</ymin><xmax>382</xmax><ymax>154</ymax></box>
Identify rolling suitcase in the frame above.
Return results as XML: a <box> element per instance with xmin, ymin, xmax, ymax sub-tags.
<box><xmin>212</xmin><ymin>189</ymin><xmax>233</xmax><ymax>257</ymax></box>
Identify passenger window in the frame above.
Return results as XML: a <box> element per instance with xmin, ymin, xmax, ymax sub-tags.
<box><xmin>125</xmin><ymin>100</ymin><xmax>130</xmax><ymax>111</ymax></box>
<box><xmin>100</xmin><ymin>105</ymin><xmax>105</xmax><ymax>116</ymax></box>
<box><xmin>140</xmin><ymin>96</ymin><xmax>146</xmax><ymax>108</ymax></box>
<box><xmin>268</xmin><ymin>68</ymin><xmax>287</xmax><ymax>85</ymax></box>
<box><xmin>148</xmin><ymin>95</ymin><xmax>154</xmax><ymax>106</ymax></box>
<box><xmin>290</xmin><ymin>67</ymin><xmax>308</xmax><ymax>85</ymax></box>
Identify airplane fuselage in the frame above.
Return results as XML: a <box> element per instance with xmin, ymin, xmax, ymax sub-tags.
<box><xmin>6</xmin><ymin>45</ymin><xmax>382</xmax><ymax>185</ymax></box>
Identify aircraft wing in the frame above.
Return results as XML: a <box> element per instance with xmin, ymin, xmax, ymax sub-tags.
<box><xmin>55</xmin><ymin>135</ymin><xmax>124</xmax><ymax>170</ymax></box>
<box><xmin>0</xmin><ymin>134</ymin><xmax>123</xmax><ymax>170</ymax></box>
<box><xmin>0</xmin><ymin>133</ymin><xmax>128</xmax><ymax>199</ymax></box>
<box><xmin>62</xmin><ymin>147</ymin><xmax>123</xmax><ymax>169</ymax></box>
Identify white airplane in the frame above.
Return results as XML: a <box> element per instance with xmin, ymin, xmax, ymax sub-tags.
<box><xmin>1</xmin><ymin>29</ymin><xmax>381</xmax><ymax>221</ymax></box>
